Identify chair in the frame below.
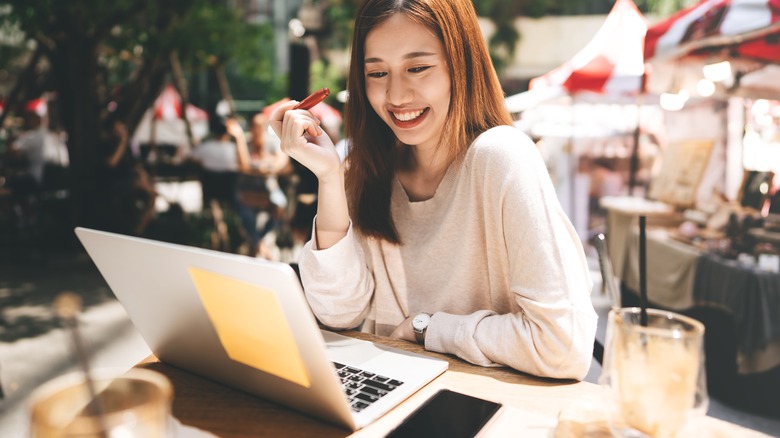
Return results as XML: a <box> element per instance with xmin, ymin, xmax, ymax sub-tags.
<box><xmin>682</xmin><ymin>304</ymin><xmax>780</xmax><ymax>418</ymax></box>
<box><xmin>199</xmin><ymin>170</ymin><xmax>242</xmax><ymax>253</ymax></box>
<box><xmin>681</xmin><ymin>305</ymin><xmax>740</xmax><ymax>399</ymax></box>
<box><xmin>590</xmin><ymin>233</ymin><xmax>619</xmax><ymax>366</ymax></box>
<box><xmin>199</xmin><ymin>170</ymin><xmax>239</xmax><ymax>208</ymax></box>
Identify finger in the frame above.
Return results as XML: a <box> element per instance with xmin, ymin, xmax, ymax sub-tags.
<box><xmin>305</xmin><ymin>124</ymin><xmax>323</xmax><ymax>137</ymax></box>
<box><xmin>269</xmin><ymin>100</ymin><xmax>300</xmax><ymax>123</ymax></box>
<box><xmin>284</xmin><ymin>111</ymin><xmax>322</xmax><ymax>139</ymax></box>
<box><xmin>268</xmin><ymin>100</ymin><xmax>301</xmax><ymax>136</ymax></box>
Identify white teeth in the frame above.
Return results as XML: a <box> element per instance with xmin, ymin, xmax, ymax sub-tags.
<box><xmin>392</xmin><ymin>109</ymin><xmax>424</xmax><ymax>122</ymax></box>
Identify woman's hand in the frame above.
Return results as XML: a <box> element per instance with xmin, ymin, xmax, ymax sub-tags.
<box><xmin>269</xmin><ymin>100</ymin><xmax>341</xmax><ymax>182</ymax></box>
<box><xmin>389</xmin><ymin>316</ymin><xmax>415</xmax><ymax>343</ymax></box>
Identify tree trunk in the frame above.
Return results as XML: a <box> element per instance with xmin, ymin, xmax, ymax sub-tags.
<box><xmin>214</xmin><ymin>62</ymin><xmax>236</xmax><ymax>117</ymax></box>
<box><xmin>45</xmin><ymin>35</ymin><xmax>169</xmax><ymax>237</ymax></box>
<box><xmin>49</xmin><ymin>35</ymin><xmax>103</xmax><ymax>234</ymax></box>
<box><xmin>170</xmin><ymin>51</ymin><xmax>196</xmax><ymax>149</ymax></box>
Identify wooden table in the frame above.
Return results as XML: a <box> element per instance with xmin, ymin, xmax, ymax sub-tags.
<box><xmin>136</xmin><ymin>331</ymin><xmax>768</xmax><ymax>437</ymax></box>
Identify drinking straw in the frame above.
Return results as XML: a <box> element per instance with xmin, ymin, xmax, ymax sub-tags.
<box><xmin>639</xmin><ymin>215</ymin><xmax>648</xmax><ymax>326</ymax></box>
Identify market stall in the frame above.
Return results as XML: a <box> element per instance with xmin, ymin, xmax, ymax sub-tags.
<box><xmin>602</xmin><ymin>0</ymin><xmax>780</xmax><ymax>416</ymax></box>
<box><xmin>132</xmin><ymin>84</ymin><xmax>209</xmax><ymax>161</ymax></box>
<box><xmin>507</xmin><ymin>0</ymin><xmax>661</xmax><ymax>239</ymax></box>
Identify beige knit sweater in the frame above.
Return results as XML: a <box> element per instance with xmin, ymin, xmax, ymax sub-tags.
<box><xmin>299</xmin><ymin>125</ymin><xmax>597</xmax><ymax>379</ymax></box>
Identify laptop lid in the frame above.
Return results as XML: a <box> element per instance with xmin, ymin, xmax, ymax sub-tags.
<box><xmin>74</xmin><ymin>227</ymin><xmax>447</xmax><ymax>431</ymax></box>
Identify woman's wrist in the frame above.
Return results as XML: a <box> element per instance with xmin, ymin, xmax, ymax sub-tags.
<box><xmin>317</xmin><ymin>166</ymin><xmax>345</xmax><ymax>186</ymax></box>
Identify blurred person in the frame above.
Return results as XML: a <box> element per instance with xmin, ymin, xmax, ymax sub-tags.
<box><xmin>189</xmin><ymin>116</ymin><xmax>250</xmax><ymax>251</ymax></box>
<box><xmin>588</xmin><ymin>156</ymin><xmax>624</xmax><ymax>224</ymax></box>
<box><xmin>96</xmin><ymin>120</ymin><xmax>157</xmax><ymax>236</ymax></box>
<box><xmin>236</xmin><ymin>112</ymin><xmax>293</xmax><ymax>258</ymax></box>
<box><xmin>9</xmin><ymin>112</ymin><xmax>69</xmax><ymax>189</ymax></box>
<box><xmin>269</xmin><ymin>0</ymin><xmax>596</xmax><ymax>379</ymax></box>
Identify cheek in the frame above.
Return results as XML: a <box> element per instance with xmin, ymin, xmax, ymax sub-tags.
<box><xmin>365</xmin><ymin>83</ymin><xmax>386</xmax><ymax>117</ymax></box>
<box><xmin>420</xmin><ymin>74</ymin><xmax>450</xmax><ymax>110</ymax></box>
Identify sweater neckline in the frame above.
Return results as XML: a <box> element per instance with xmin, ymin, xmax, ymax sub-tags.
<box><xmin>394</xmin><ymin>152</ymin><xmax>465</xmax><ymax>207</ymax></box>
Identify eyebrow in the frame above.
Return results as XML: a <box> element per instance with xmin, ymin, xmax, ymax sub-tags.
<box><xmin>365</xmin><ymin>51</ymin><xmax>437</xmax><ymax>64</ymax></box>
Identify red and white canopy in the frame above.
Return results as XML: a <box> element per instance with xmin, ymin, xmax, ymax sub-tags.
<box><xmin>645</xmin><ymin>0</ymin><xmax>780</xmax><ymax>63</ymax></box>
<box><xmin>153</xmin><ymin>85</ymin><xmax>208</xmax><ymax>121</ymax></box>
<box><xmin>528</xmin><ymin>0</ymin><xmax>647</xmax><ymax>95</ymax></box>
<box><xmin>0</xmin><ymin>97</ymin><xmax>48</xmax><ymax>116</ymax></box>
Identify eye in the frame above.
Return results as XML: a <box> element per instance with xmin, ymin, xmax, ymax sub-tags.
<box><xmin>367</xmin><ymin>71</ymin><xmax>387</xmax><ymax>78</ymax></box>
<box><xmin>408</xmin><ymin>66</ymin><xmax>431</xmax><ymax>74</ymax></box>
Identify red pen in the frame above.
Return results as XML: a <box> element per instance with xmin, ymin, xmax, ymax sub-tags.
<box><xmin>293</xmin><ymin>88</ymin><xmax>330</xmax><ymax>110</ymax></box>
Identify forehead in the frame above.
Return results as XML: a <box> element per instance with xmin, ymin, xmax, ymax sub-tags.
<box><xmin>364</xmin><ymin>13</ymin><xmax>442</xmax><ymax>59</ymax></box>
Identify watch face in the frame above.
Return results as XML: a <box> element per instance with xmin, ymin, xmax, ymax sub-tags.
<box><xmin>413</xmin><ymin>313</ymin><xmax>431</xmax><ymax>331</ymax></box>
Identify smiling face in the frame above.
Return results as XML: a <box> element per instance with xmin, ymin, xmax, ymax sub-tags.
<box><xmin>364</xmin><ymin>13</ymin><xmax>451</xmax><ymax>151</ymax></box>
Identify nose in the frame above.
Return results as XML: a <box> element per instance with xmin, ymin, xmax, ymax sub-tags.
<box><xmin>387</xmin><ymin>74</ymin><xmax>413</xmax><ymax>106</ymax></box>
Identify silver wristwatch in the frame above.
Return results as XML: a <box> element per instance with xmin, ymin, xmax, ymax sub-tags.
<box><xmin>412</xmin><ymin>313</ymin><xmax>432</xmax><ymax>345</ymax></box>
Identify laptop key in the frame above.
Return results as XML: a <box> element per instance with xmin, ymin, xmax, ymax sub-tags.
<box><xmin>355</xmin><ymin>392</ymin><xmax>380</xmax><ymax>403</ymax></box>
<box><xmin>352</xmin><ymin>401</ymin><xmax>370</xmax><ymax>412</ymax></box>
<box><xmin>362</xmin><ymin>379</ymin><xmax>396</xmax><ymax>393</ymax></box>
<box><xmin>361</xmin><ymin>385</ymin><xmax>387</xmax><ymax>397</ymax></box>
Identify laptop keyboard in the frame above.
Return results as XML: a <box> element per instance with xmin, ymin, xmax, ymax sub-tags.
<box><xmin>332</xmin><ymin>362</ymin><xmax>404</xmax><ymax>412</ymax></box>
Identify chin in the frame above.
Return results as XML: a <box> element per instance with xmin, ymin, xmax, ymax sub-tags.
<box><xmin>392</xmin><ymin>130</ymin><xmax>433</xmax><ymax>147</ymax></box>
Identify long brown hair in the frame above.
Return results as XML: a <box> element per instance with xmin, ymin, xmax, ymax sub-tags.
<box><xmin>344</xmin><ymin>0</ymin><xmax>513</xmax><ymax>244</ymax></box>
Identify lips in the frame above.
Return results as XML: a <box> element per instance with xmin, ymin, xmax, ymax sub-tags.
<box><xmin>389</xmin><ymin>107</ymin><xmax>429</xmax><ymax>128</ymax></box>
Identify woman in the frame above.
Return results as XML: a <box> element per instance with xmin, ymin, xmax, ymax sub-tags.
<box><xmin>270</xmin><ymin>0</ymin><xmax>596</xmax><ymax>379</ymax></box>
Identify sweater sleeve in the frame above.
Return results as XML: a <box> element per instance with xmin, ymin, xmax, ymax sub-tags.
<box><xmin>424</xmin><ymin>126</ymin><xmax>597</xmax><ymax>379</ymax></box>
<box><xmin>299</xmin><ymin>219</ymin><xmax>375</xmax><ymax>330</ymax></box>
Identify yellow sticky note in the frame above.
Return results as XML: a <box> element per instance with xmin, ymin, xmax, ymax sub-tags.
<box><xmin>188</xmin><ymin>267</ymin><xmax>310</xmax><ymax>388</ymax></box>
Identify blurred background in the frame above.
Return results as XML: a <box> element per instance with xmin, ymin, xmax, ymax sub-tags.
<box><xmin>2</xmin><ymin>0</ymin><xmax>780</xmax><ymax>433</ymax></box>
<box><xmin>0</xmin><ymin>0</ymin><xmax>696</xmax><ymax>260</ymax></box>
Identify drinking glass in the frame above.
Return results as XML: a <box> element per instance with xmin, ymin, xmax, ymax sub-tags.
<box><xmin>29</xmin><ymin>368</ymin><xmax>173</xmax><ymax>437</ymax></box>
<box><xmin>599</xmin><ymin>307</ymin><xmax>708</xmax><ymax>438</ymax></box>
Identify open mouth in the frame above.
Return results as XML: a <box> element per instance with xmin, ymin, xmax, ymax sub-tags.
<box><xmin>389</xmin><ymin>108</ymin><xmax>429</xmax><ymax>128</ymax></box>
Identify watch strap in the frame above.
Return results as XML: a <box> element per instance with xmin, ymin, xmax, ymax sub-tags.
<box><xmin>413</xmin><ymin>313</ymin><xmax>432</xmax><ymax>345</ymax></box>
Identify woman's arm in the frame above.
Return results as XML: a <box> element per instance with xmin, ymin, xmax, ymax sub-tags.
<box><xmin>298</xmin><ymin>224</ymin><xmax>375</xmax><ymax>330</ymax></box>
<box><xmin>425</xmin><ymin>127</ymin><xmax>597</xmax><ymax>379</ymax></box>
<box><xmin>269</xmin><ymin>100</ymin><xmax>349</xmax><ymax>249</ymax></box>
<box><xmin>226</xmin><ymin>118</ymin><xmax>251</xmax><ymax>173</ymax></box>
<box><xmin>106</xmin><ymin>122</ymin><xmax>128</xmax><ymax>168</ymax></box>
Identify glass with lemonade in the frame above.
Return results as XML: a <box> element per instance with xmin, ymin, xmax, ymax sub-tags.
<box><xmin>599</xmin><ymin>307</ymin><xmax>708</xmax><ymax>437</ymax></box>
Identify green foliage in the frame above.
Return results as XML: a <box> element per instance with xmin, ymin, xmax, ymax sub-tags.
<box><xmin>0</xmin><ymin>0</ymin><xmax>279</xmax><ymax>111</ymax></box>
<box><xmin>0</xmin><ymin>0</ymin><xmax>286</xmax><ymax>231</ymax></box>
<box><xmin>638</xmin><ymin>0</ymin><xmax>695</xmax><ymax>16</ymax></box>
<box><xmin>473</xmin><ymin>1</ymin><xmax>525</xmax><ymax>74</ymax></box>
<box><xmin>323</xmin><ymin>0</ymin><xmax>360</xmax><ymax>51</ymax></box>
<box><xmin>310</xmin><ymin>59</ymin><xmax>345</xmax><ymax>102</ymax></box>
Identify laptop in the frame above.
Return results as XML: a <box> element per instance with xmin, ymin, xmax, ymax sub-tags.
<box><xmin>74</xmin><ymin>227</ymin><xmax>448</xmax><ymax>431</ymax></box>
